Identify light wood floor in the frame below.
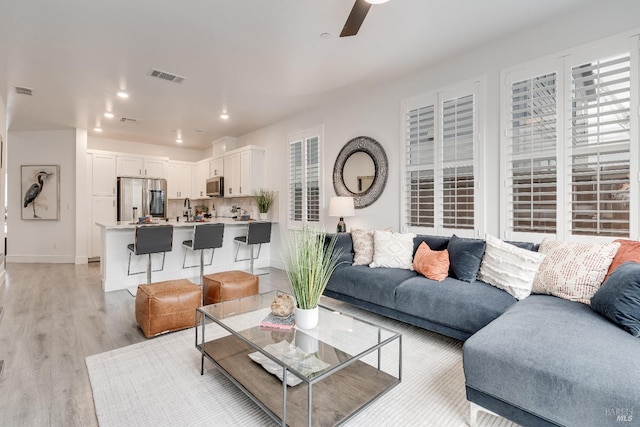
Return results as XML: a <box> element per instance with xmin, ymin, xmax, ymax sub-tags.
<box><xmin>0</xmin><ymin>262</ymin><xmax>289</xmax><ymax>426</ymax></box>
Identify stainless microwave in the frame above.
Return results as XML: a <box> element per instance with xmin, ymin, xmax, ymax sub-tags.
<box><xmin>206</xmin><ymin>176</ymin><xmax>224</xmax><ymax>197</ymax></box>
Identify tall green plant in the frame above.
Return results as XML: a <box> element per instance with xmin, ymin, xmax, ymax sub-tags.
<box><xmin>282</xmin><ymin>228</ymin><xmax>343</xmax><ymax>309</ymax></box>
<box><xmin>253</xmin><ymin>188</ymin><xmax>275</xmax><ymax>214</ymax></box>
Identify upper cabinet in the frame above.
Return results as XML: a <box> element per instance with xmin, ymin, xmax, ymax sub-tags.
<box><xmin>167</xmin><ymin>161</ymin><xmax>192</xmax><ymax>199</ymax></box>
<box><xmin>116</xmin><ymin>155</ymin><xmax>168</xmax><ymax>179</ymax></box>
<box><xmin>210</xmin><ymin>157</ymin><xmax>224</xmax><ymax>177</ymax></box>
<box><xmin>193</xmin><ymin>159</ymin><xmax>211</xmax><ymax>198</ymax></box>
<box><xmin>90</xmin><ymin>152</ymin><xmax>117</xmax><ymax>196</ymax></box>
<box><xmin>223</xmin><ymin>146</ymin><xmax>265</xmax><ymax>198</ymax></box>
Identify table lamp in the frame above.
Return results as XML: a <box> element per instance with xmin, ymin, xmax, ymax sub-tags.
<box><xmin>329</xmin><ymin>196</ymin><xmax>355</xmax><ymax>233</ymax></box>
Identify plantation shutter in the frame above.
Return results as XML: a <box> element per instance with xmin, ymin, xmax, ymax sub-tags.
<box><xmin>507</xmin><ymin>72</ymin><xmax>558</xmax><ymax>234</ymax></box>
<box><xmin>289</xmin><ymin>140</ymin><xmax>303</xmax><ymax>222</ymax></box>
<box><xmin>570</xmin><ymin>53</ymin><xmax>630</xmax><ymax>237</ymax></box>
<box><xmin>441</xmin><ymin>94</ymin><xmax>475</xmax><ymax>229</ymax></box>
<box><xmin>405</xmin><ymin>105</ymin><xmax>435</xmax><ymax>228</ymax></box>
<box><xmin>306</xmin><ymin>136</ymin><xmax>320</xmax><ymax>222</ymax></box>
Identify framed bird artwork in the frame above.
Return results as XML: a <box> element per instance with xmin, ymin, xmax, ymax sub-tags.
<box><xmin>21</xmin><ymin>165</ymin><xmax>60</xmax><ymax>220</ymax></box>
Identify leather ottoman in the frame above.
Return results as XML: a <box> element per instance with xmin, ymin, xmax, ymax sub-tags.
<box><xmin>135</xmin><ymin>279</ymin><xmax>202</xmax><ymax>338</ymax></box>
<box><xmin>202</xmin><ymin>270</ymin><xmax>259</xmax><ymax>305</ymax></box>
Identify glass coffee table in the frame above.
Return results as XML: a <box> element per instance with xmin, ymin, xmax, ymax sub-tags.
<box><xmin>196</xmin><ymin>290</ymin><xmax>402</xmax><ymax>427</ymax></box>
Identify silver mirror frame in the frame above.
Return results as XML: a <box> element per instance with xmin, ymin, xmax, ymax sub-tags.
<box><xmin>332</xmin><ymin>136</ymin><xmax>388</xmax><ymax>208</ymax></box>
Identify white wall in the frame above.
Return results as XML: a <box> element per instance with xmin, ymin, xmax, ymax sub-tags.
<box><xmin>7</xmin><ymin>130</ymin><xmax>77</xmax><ymax>262</ymax></box>
<box><xmin>0</xmin><ymin>93</ymin><xmax>6</xmax><ymax>280</ymax></box>
<box><xmin>238</xmin><ymin>0</ymin><xmax>640</xmax><ymax>266</ymax></box>
<box><xmin>88</xmin><ymin>136</ymin><xmax>208</xmax><ymax>162</ymax></box>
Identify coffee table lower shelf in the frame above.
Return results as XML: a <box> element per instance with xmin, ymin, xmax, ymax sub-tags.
<box><xmin>199</xmin><ymin>334</ymin><xmax>399</xmax><ymax>427</ymax></box>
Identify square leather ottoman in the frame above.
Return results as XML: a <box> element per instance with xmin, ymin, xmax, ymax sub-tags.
<box><xmin>135</xmin><ymin>279</ymin><xmax>202</xmax><ymax>338</ymax></box>
<box><xmin>202</xmin><ymin>270</ymin><xmax>259</xmax><ymax>305</ymax></box>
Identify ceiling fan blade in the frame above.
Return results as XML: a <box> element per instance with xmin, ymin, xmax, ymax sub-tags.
<box><xmin>340</xmin><ymin>0</ymin><xmax>372</xmax><ymax>37</ymax></box>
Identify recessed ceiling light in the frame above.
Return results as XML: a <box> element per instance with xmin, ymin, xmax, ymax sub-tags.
<box><xmin>94</xmin><ymin>127</ymin><xmax>103</xmax><ymax>132</ymax></box>
<box><xmin>220</xmin><ymin>113</ymin><xmax>229</xmax><ymax>120</ymax></box>
<box><xmin>176</xmin><ymin>138</ymin><xmax>183</xmax><ymax>143</ymax></box>
<box><xmin>365</xmin><ymin>0</ymin><xmax>389</xmax><ymax>3</ymax></box>
<box><xmin>320</xmin><ymin>32</ymin><xmax>331</xmax><ymax>39</ymax></box>
<box><xmin>104</xmin><ymin>112</ymin><xmax>114</xmax><ymax>118</ymax></box>
<box><xmin>117</xmin><ymin>91</ymin><xmax>129</xmax><ymax>99</ymax></box>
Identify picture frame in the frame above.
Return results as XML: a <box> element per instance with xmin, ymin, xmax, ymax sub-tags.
<box><xmin>21</xmin><ymin>165</ymin><xmax>60</xmax><ymax>220</ymax></box>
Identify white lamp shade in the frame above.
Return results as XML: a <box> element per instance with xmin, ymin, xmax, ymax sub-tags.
<box><xmin>329</xmin><ymin>197</ymin><xmax>355</xmax><ymax>217</ymax></box>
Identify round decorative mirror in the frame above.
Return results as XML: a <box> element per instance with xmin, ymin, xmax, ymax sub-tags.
<box><xmin>333</xmin><ymin>136</ymin><xmax>388</xmax><ymax>208</ymax></box>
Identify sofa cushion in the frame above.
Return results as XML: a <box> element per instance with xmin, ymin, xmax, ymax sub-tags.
<box><xmin>447</xmin><ymin>235</ymin><xmax>486</xmax><ymax>282</ymax></box>
<box><xmin>351</xmin><ymin>228</ymin><xmax>392</xmax><ymax>265</ymax></box>
<box><xmin>477</xmin><ymin>234</ymin><xmax>546</xmax><ymax>300</ymax></box>
<box><xmin>326</xmin><ymin>232</ymin><xmax>354</xmax><ymax>266</ymax></box>
<box><xmin>413</xmin><ymin>242</ymin><xmax>449</xmax><ymax>281</ymax></box>
<box><xmin>370</xmin><ymin>230</ymin><xmax>416</xmax><ymax>269</ymax></box>
<box><xmin>463</xmin><ymin>295</ymin><xmax>640</xmax><ymax>427</ymax></box>
<box><xmin>605</xmin><ymin>239</ymin><xmax>640</xmax><ymax>281</ymax></box>
<box><xmin>394</xmin><ymin>276</ymin><xmax>517</xmax><ymax>335</ymax></box>
<box><xmin>532</xmin><ymin>238</ymin><xmax>620</xmax><ymax>304</ymax></box>
<box><xmin>413</xmin><ymin>234</ymin><xmax>450</xmax><ymax>255</ymax></box>
<box><xmin>591</xmin><ymin>261</ymin><xmax>640</xmax><ymax>337</ymax></box>
<box><xmin>326</xmin><ymin>265</ymin><xmax>416</xmax><ymax>309</ymax></box>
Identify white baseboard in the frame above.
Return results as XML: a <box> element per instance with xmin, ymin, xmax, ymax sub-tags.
<box><xmin>7</xmin><ymin>255</ymin><xmax>76</xmax><ymax>263</ymax></box>
<box><xmin>75</xmin><ymin>256</ymin><xmax>89</xmax><ymax>265</ymax></box>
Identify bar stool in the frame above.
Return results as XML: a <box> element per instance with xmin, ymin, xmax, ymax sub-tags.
<box><xmin>182</xmin><ymin>223</ymin><xmax>225</xmax><ymax>283</ymax></box>
<box><xmin>233</xmin><ymin>221</ymin><xmax>272</xmax><ymax>275</ymax></box>
<box><xmin>127</xmin><ymin>225</ymin><xmax>173</xmax><ymax>284</ymax></box>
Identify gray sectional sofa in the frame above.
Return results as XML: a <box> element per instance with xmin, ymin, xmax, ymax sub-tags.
<box><xmin>323</xmin><ymin>232</ymin><xmax>640</xmax><ymax>427</ymax></box>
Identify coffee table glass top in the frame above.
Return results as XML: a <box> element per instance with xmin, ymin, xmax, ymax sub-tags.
<box><xmin>197</xmin><ymin>290</ymin><xmax>400</xmax><ymax>383</ymax></box>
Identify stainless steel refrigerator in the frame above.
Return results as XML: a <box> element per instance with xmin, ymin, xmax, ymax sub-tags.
<box><xmin>117</xmin><ymin>177</ymin><xmax>168</xmax><ymax>222</ymax></box>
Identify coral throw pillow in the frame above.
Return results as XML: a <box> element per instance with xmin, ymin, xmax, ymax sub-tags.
<box><xmin>532</xmin><ymin>238</ymin><xmax>620</xmax><ymax>305</ymax></box>
<box><xmin>604</xmin><ymin>239</ymin><xmax>640</xmax><ymax>281</ymax></box>
<box><xmin>413</xmin><ymin>242</ymin><xmax>449</xmax><ymax>281</ymax></box>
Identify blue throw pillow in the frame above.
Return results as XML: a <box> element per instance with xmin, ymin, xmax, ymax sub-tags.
<box><xmin>447</xmin><ymin>235</ymin><xmax>486</xmax><ymax>283</ymax></box>
<box><xmin>591</xmin><ymin>261</ymin><xmax>640</xmax><ymax>337</ymax></box>
<box><xmin>413</xmin><ymin>234</ymin><xmax>450</xmax><ymax>255</ymax></box>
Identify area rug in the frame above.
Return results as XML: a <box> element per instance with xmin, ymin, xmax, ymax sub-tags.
<box><xmin>86</xmin><ymin>300</ymin><xmax>515</xmax><ymax>427</ymax></box>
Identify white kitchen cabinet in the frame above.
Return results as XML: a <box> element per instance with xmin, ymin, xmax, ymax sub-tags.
<box><xmin>91</xmin><ymin>196</ymin><xmax>116</xmax><ymax>258</ymax></box>
<box><xmin>223</xmin><ymin>146</ymin><xmax>265</xmax><ymax>197</ymax></box>
<box><xmin>90</xmin><ymin>152</ymin><xmax>117</xmax><ymax>196</ymax></box>
<box><xmin>116</xmin><ymin>155</ymin><xmax>168</xmax><ymax>178</ymax></box>
<box><xmin>210</xmin><ymin>157</ymin><xmax>224</xmax><ymax>177</ymax></box>
<box><xmin>167</xmin><ymin>161</ymin><xmax>192</xmax><ymax>199</ymax></box>
<box><xmin>193</xmin><ymin>159</ymin><xmax>210</xmax><ymax>198</ymax></box>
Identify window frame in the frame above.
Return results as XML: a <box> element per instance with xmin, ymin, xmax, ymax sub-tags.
<box><xmin>401</xmin><ymin>78</ymin><xmax>484</xmax><ymax>238</ymax></box>
<box><xmin>500</xmin><ymin>35</ymin><xmax>639</xmax><ymax>243</ymax></box>
<box><xmin>287</xmin><ymin>126</ymin><xmax>323</xmax><ymax>230</ymax></box>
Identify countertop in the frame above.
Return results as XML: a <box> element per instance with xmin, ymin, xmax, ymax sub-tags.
<box><xmin>96</xmin><ymin>217</ymin><xmax>265</xmax><ymax>229</ymax></box>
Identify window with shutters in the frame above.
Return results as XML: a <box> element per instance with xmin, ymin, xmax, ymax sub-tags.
<box><xmin>288</xmin><ymin>128</ymin><xmax>321</xmax><ymax>228</ymax></box>
<box><xmin>402</xmin><ymin>81</ymin><xmax>481</xmax><ymax>236</ymax></box>
<box><xmin>502</xmin><ymin>37</ymin><xmax>636</xmax><ymax>242</ymax></box>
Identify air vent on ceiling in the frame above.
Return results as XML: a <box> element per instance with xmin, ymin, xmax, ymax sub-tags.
<box><xmin>149</xmin><ymin>68</ymin><xmax>186</xmax><ymax>84</ymax></box>
<box><xmin>120</xmin><ymin>116</ymin><xmax>140</xmax><ymax>123</ymax></box>
<box><xmin>15</xmin><ymin>86</ymin><xmax>33</xmax><ymax>96</ymax></box>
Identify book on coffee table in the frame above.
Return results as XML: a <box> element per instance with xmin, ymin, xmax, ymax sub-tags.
<box><xmin>259</xmin><ymin>313</ymin><xmax>295</xmax><ymax>330</ymax></box>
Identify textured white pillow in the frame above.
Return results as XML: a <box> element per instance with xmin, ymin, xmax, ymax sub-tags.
<box><xmin>370</xmin><ymin>230</ymin><xmax>416</xmax><ymax>270</ymax></box>
<box><xmin>532</xmin><ymin>238</ymin><xmax>620</xmax><ymax>305</ymax></box>
<box><xmin>351</xmin><ymin>228</ymin><xmax>392</xmax><ymax>266</ymax></box>
<box><xmin>478</xmin><ymin>234</ymin><xmax>546</xmax><ymax>300</ymax></box>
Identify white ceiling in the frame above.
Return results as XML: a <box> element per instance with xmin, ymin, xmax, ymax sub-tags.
<box><xmin>0</xmin><ymin>0</ymin><xmax>599</xmax><ymax>149</ymax></box>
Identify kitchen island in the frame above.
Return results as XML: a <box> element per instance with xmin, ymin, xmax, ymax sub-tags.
<box><xmin>96</xmin><ymin>218</ymin><xmax>271</xmax><ymax>292</ymax></box>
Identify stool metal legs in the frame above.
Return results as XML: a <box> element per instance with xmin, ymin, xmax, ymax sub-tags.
<box><xmin>234</xmin><ymin>243</ymin><xmax>263</xmax><ymax>275</ymax></box>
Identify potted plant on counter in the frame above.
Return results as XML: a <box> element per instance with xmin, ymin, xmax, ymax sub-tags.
<box><xmin>282</xmin><ymin>227</ymin><xmax>343</xmax><ymax>329</ymax></box>
<box><xmin>253</xmin><ymin>188</ymin><xmax>275</xmax><ymax>220</ymax></box>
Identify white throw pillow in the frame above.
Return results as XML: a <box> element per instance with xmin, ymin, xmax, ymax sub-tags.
<box><xmin>532</xmin><ymin>238</ymin><xmax>620</xmax><ymax>305</ymax></box>
<box><xmin>370</xmin><ymin>230</ymin><xmax>416</xmax><ymax>270</ymax></box>
<box><xmin>477</xmin><ymin>234</ymin><xmax>546</xmax><ymax>300</ymax></box>
<box><xmin>351</xmin><ymin>228</ymin><xmax>392</xmax><ymax>266</ymax></box>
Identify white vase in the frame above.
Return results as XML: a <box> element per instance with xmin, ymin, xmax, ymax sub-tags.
<box><xmin>295</xmin><ymin>306</ymin><xmax>319</xmax><ymax>329</ymax></box>
<box><xmin>259</xmin><ymin>212</ymin><xmax>268</xmax><ymax>220</ymax></box>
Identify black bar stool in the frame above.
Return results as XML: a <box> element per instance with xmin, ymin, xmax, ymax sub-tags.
<box><xmin>127</xmin><ymin>225</ymin><xmax>173</xmax><ymax>284</ymax></box>
<box><xmin>234</xmin><ymin>221</ymin><xmax>272</xmax><ymax>275</ymax></box>
<box><xmin>182</xmin><ymin>223</ymin><xmax>225</xmax><ymax>283</ymax></box>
